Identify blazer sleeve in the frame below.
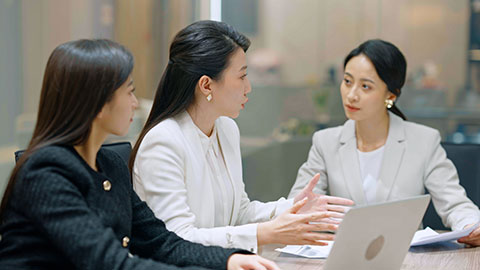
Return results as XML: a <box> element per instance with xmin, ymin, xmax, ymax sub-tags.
<box><xmin>235</xmin><ymin>183</ymin><xmax>293</xmax><ymax>225</ymax></box>
<box><xmin>129</xmin><ymin>191</ymin><xmax>251</xmax><ymax>269</ymax></box>
<box><xmin>133</xmin><ymin>127</ymin><xmax>260</xmax><ymax>252</ymax></box>
<box><xmin>423</xmin><ymin>131</ymin><xmax>480</xmax><ymax>231</ymax></box>
<box><xmin>288</xmin><ymin>131</ymin><xmax>329</xmax><ymax>199</ymax></box>
<box><xmin>17</xmin><ymin>166</ymin><xmax>230</xmax><ymax>270</ymax></box>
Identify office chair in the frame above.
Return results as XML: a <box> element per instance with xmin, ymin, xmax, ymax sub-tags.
<box><xmin>422</xmin><ymin>142</ymin><xmax>480</xmax><ymax>230</ymax></box>
<box><xmin>14</xmin><ymin>142</ymin><xmax>132</xmax><ymax>168</ymax></box>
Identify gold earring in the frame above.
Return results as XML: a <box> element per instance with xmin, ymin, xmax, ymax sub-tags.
<box><xmin>385</xmin><ymin>99</ymin><xmax>393</xmax><ymax>109</ymax></box>
<box><xmin>206</xmin><ymin>94</ymin><xmax>212</xmax><ymax>102</ymax></box>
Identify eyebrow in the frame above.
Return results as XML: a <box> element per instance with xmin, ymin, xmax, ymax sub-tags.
<box><xmin>344</xmin><ymin>72</ymin><xmax>375</xmax><ymax>84</ymax></box>
<box><xmin>239</xmin><ymin>65</ymin><xmax>248</xmax><ymax>72</ymax></box>
<box><xmin>128</xmin><ymin>80</ymin><xmax>134</xmax><ymax>86</ymax></box>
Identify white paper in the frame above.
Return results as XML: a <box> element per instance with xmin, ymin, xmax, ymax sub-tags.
<box><xmin>275</xmin><ymin>241</ymin><xmax>334</xmax><ymax>258</ymax></box>
<box><xmin>410</xmin><ymin>227</ymin><xmax>438</xmax><ymax>244</ymax></box>
<box><xmin>410</xmin><ymin>224</ymin><xmax>478</xmax><ymax>246</ymax></box>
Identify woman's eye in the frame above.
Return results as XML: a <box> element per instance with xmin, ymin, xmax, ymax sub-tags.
<box><xmin>241</xmin><ymin>74</ymin><xmax>247</xmax><ymax>80</ymax></box>
<box><xmin>362</xmin><ymin>84</ymin><xmax>371</xmax><ymax>90</ymax></box>
<box><xmin>344</xmin><ymin>78</ymin><xmax>351</xmax><ymax>84</ymax></box>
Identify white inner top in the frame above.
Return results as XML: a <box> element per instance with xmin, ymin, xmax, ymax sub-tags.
<box><xmin>357</xmin><ymin>145</ymin><xmax>385</xmax><ymax>204</ymax></box>
<box><xmin>196</xmin><ymin>125</ymin><xmax>235</xmax><ymax>226</ymax></box>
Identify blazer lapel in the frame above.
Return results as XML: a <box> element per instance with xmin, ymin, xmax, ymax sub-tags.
<box><xmin>176</xmin><ymin>111</ymin><xmax>207</xmax><ymax>167</ymax></box>
<box><xmin>339</xmin><ymin>120</ymin><xmax>367</xmax><ymax>205</ymax></box>
<box><xmin>216</xmin><ymin>119</ymin><xmax>241</xmax><ymax>225</ymax></box>
<box><xmin>175</xmin><ymin>111</ymin><xmax>215</xmax><ymax>226</ymax></box>
<box><xmin>376</xmin><ymin>112</ymin><xmax>406</xmax><ymax>202</ymax></box>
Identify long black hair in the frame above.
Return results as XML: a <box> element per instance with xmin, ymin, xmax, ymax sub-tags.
<box><xmin>129</xmin><ymin>20</ymin><xmax>250</xmax><ymax>172</ymax></box>
<box><xmin>344</xmin><ymin>39</ymin><xmax>407</xmax><ymax>120</ymax></box>
<box><xmin>0</xmin><ymin>39</ymin><xmax>134</xmax><ymax>218</ymax></box>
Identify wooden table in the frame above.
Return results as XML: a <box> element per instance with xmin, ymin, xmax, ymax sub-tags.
<box><xmin>259</xmin><ymin>242</ymin><xmax>480</xmax><ymax>270</ymax></box>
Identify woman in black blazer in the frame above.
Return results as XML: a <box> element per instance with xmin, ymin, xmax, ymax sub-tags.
<box><xmin>0</xmin><ymin>39</ymin><xmax>278</xmax><ymax>270</ymax></box>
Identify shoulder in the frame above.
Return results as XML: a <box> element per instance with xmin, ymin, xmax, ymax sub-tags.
<box><xmin>386</xmin><ymin>112</ymin><xmax>440</xmax><ymax>141</ymax></box>
<box><xmin>145</xmin><ymin>117</ymin><xmax>182</xmax><ymax>140</ymax></box>
<box><xmin>402</xmin><ymin>120</ymin><xmax>440</xmax><ymax>139</ymax></box>
<box><xmin>15</xmin><ymin>145</ymin><xmax>90</xmax><ymax>195</ymax></box>
<box><xmin>22</xmin><ymin>145</ymin><xmax>83</xmax><ymax>174</ymax></box>
<box><xmin>311</xmin><ymin>125</ymin><xmax>344</xmax><ymax>145</ymax></box>
<box><xmin>97</xmin><ymin>147</ymin><xmax>130</xmax><ymax>174</ymax></box>
<box><xmin>400</xmin><ymin>120</ymin><xmax>442</xmax><ymax>157</ymax></box>
<box><xmin>136</xmin><ymin>117</ymin><xmax>187</xmax><ymax>163</ymax></box>
<box><xmin>141</xmin><ymin>117</ymin><xmax>183</xmax><ymax>147</ymax></box>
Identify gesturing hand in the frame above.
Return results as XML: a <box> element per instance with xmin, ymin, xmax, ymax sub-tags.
<box><xmin>227</xmin><ymin>254</ymin><xmax>280</xmax><ymax>270</ymax></box>
<box><xmin>257</xmin><ymin>197</ymin><xmax>343</xmax><ymax>246</ymax></box>
<box><xmin>294</xmin><ymin>173</ymin><xmax>354</xmax><ymax>216</ymax></box>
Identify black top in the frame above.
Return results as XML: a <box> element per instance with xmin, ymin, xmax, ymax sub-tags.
<box><xmin>0</xmin><ymin>145</ymin><xmax>248</xmax><ymax>269</ymax></box>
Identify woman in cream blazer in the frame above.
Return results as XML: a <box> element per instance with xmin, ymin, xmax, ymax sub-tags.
<box><xmin>134</xmin><ymin>111</ymin><xmax>292</xmax><ymax>252</ymax></box>
<box><xmin>131</xmin><ymin>21</ymin><xmax>353</xmax><ymax>253</ymax></box>
<box><xmin>289</xmin><ymin>39</ymin><xmax>480</xmax><ymax>246</ymax></box>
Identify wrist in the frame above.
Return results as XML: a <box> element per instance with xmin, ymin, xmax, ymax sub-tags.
<box><xmin>257</xmin><ymin>221</ymin><xmax>274</xmax><ymax>246</ymax></box>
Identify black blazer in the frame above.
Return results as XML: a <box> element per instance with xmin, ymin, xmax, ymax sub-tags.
<box><xmin>0</xmin><ymin>145</ymin><xmax>248</xmax><ymax>269</ymax></box>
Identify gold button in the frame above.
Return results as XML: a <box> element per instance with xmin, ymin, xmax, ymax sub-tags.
<box><xmin>122</xmin><ymin>236</ymin><xmax>130</xmax><ymax>248</ymax></box>
<box><xmin>103</xmin><ymin>180</ymin><xmax>111</xmax><ymax>191</ymax></box>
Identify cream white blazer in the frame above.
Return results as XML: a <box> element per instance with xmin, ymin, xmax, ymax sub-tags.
<box><xmin>133</xmin><ymin>111</ymin><xmax>291</xmax><ymax>252</ymax></box>
<box><xmin>289</xmin><ymin>112</ymin><xmax>480</xmax><ymax>230</ymax></box>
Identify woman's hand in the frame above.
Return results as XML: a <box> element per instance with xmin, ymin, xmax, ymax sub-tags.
<box><xmin>294</xmin><ymin>174</ymin><xmax>354</xmax><ymax>217</ymax></box>
<box><xmin>458</xmin><ymin>223</ymin><xmax>480</xmax><ymax>247</ymax></box>
<box><xmin>227</xmin><ymin>254</ymin><xmax>280</xmax><ymax>270</ymax></box>
<box><xmin>257</xmin><ymin>197</ymin><xmax>343</xmax><ymax>246</ymax></box>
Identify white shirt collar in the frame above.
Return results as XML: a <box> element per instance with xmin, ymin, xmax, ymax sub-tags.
<box><xmin>194</xmin><ymin>124</ymin><xmax>218</xmax><ymax>156</ymax></box>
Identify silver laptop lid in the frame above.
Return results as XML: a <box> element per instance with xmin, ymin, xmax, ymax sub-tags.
<box><xmin>324</xmin><ymin>194</ymin><xmax>431</xmax><ymax>270</ymax></box>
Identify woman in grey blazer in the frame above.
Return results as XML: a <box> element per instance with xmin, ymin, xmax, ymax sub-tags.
<box><xmin>288</xmin><ymin>39</ymin><xmax>480</xmax><ymax>246</ymax></box>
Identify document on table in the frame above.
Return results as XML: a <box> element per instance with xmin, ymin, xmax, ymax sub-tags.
<box><xmin>275</xmin><ymin>241</ymin><xmax>333</xmax><ymax>259</ymax></box>
<box><xmin>410</xmin><ymin>223</ymin><xmax>478</xmax><ymax>246</ymax></box>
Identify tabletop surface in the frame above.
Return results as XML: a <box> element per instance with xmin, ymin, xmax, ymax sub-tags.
<box><xmin>259</xmin><ymin>241</ymin><xmax>480</xmax><ymax>270</ymax></box>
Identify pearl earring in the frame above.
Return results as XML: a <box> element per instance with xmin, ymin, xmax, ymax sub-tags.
<box><xmin>385</xmin><ymin>99</ymin><xmax>393</xmax><ymax>109</ymax></box>
<box><xmin>206</xmin><ymin>94</ymin><xmax>212</xmax><ymax>102</ymax></box>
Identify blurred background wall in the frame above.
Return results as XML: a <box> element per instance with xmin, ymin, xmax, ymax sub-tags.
<box><xmin>1</xmin><ymin>0</ymin><xmax>479</xmax><ymax>201</ymax></box>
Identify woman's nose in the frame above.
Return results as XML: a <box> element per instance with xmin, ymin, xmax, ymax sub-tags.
<box><xmin>132</xmin><ymin>94</ymin><xmax>139</xmax><ymax>109</ymax></box>
<box><xmin>347</xmin><ymin>87</ymin><xmax>358</xmax><ymax>102</ymax></box>
<box><xmin>245</xmin><ymin>77</ymin><xmax>252</xmax><ymax>94</ymax></box>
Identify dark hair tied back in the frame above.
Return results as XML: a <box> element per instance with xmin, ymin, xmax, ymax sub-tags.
<box><xmin>129</xmin><ymin>20</ymin><xmax>250</xmax><ymax>172</ymax></box>
<box><xmin>344</xmin><ymin>39</ymin><xmax>407</xmax><ymax>120</ymax></box>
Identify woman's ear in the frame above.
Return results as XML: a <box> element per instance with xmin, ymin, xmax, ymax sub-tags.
<box><xmin>197</xmin><ymin>75</ymin><xmax>213</xmax><ymax>97</ymax></box>
<box><xmin>388</xmin><ymin>92</ymin><xmax>398</xmax><ymax>103</ymax></box>
<box><xmin>96</xmin><ymin>105</ymin><xmax>107</xmax><ymax>119</ymax></box>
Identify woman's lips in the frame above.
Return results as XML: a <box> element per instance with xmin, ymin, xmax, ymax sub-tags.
<box><xmin>346</xmin><ymin>105</ymin><xmax>360</xmax><ymax>112</ymax></box>
<box><xmin>242</xmin><ymin>98</ymin><xmax>249</xmax><ymax>109</ymax></box>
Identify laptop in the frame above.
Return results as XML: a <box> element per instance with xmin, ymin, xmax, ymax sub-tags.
<box><xmin>324</xmin><ymin>194</ymin><xmax>431</xmax><ymax>270</ymax></box>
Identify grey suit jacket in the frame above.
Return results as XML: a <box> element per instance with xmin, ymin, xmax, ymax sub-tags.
<box><xmin>288</xmin><ymin>112</ymin><xmax>480</xmax><ymax>230</ymax></box>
